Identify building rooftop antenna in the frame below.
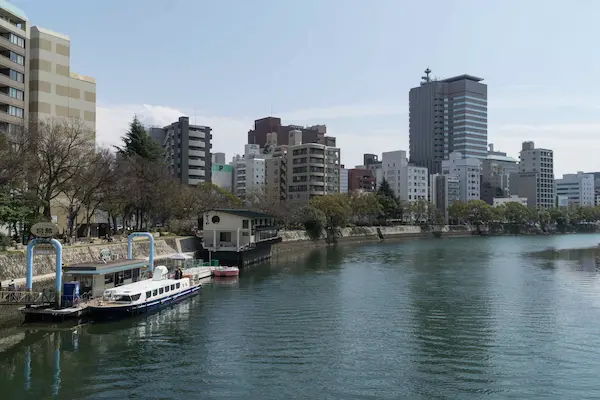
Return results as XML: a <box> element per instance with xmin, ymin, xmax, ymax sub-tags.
<box><xmin>421</xmin><ymin>67</ymin><xmax>432</xmax><ymax>84</ymax></box>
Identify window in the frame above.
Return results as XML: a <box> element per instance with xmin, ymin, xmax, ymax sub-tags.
<box><xmin>124</xmin><ymin>270</ymin><xmax>132</xmax><ymax>280</ymax></box>
<box><xmin>131</xmin><ymin>294</ymin><xmax>141</xmax><ymax>301</ymax></box>
<box><xmin>104</xmin><ymin>274</ymin><xmax>114</xmax><ymax>285</ymax></box>
<box><xmin>211</xmin><ymin>215</ymin><xmax>220</xmax><ymax>224</ymax></box>
<box><xmin>159</xmin><ymin>288</ymin><xmax>164</xmax><ymax>294</ymax></box>
<box><xmin>9</xmin><ymin>52</ymin><xmax>23</xmax><ymax>65</ymax></box>
<box><xmin>8</xmin><ymin>106</ymin><xmax>23</xmax><ymax>118</ymax></box>
<box><xmin>9</xmin><ymin>34</ymin><xmax>24</xmax><ymax>48</ymax></box>
<box><xmin>242</xmin><ymin>219</ymin><xmax>249</xmax><ymax>229</ymax></box>
<box><xmin>170</xmin><ymin>284</ymin><xmax>175</xmax><ymax>290</ymax></box>
<box><xmin>176</xmin><ymin>283</ymin><xmax>181</xmax><ymax>289</ymax></box>
<box><xmin>9</xmin><ymin>69</ymin><xmax>23</xmax><ymax>83</ymax></box>
<box><xmin>153</xmin><ymin>289</ymin><xmax>158</xmax><ymax>296</ymax></box>
<box><xmin>165</xmin><ymin>286</ymin><xmax>170</xmax><ymax>292</ymax></box>
<box><xmin>146</xmin><ymin>291</ymin><xmax>152</xmax><ymax>298</ymax></box>
<box><xmin>9</xmin><ymin>88</ymin><xmax>23</xmax><ymax>100</ymax></box>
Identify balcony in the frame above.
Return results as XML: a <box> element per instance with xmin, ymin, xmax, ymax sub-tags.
<box><xmin>0</xmin><ymin>71</ymin><xmax>22</xmax><ymax>90</ymax></box>
<box><xmin>188</xmin><ymin>149</ymin><xmax>205</xmax><ymax>157</ymax></box>
<box><xmin>0</xmin><ymin>90</ymin><xmax>22</xmax><ymax>107</ymax></box>
<box><xmin>188</xmin><ymin>158</ymin><xmax>205</xmax><ymax>167</ymax></box>
<box><xmin>0</xmin><ymin>34</ymin><xmax>24</xmax><ymax>56</ymax></box>
<box><xmin>0</xmin><ymin>109</ymin><xmax>23</xmax><ymax>125</ymax></box>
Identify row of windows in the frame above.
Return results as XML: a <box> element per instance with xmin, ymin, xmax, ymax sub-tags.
<box><xmin>9</xmin><ymin>51</ymin><xmax>23</xmax><ymax>65</ymax></box>
<box><xmin>9</xmin><ymin>87</ymin><xmax>23</xmax><ymax>100</ymax></box>
<box><xmin>1</xmin><ymin>33</ymin><xmax>25</xmax><ymax>48</ymax></box>
<box><xmin>146</xmin><ymin>283</ymin><xmax>181</xmax><ymax>298</ymax></box>
<box><xmin>8</xmin><ymin>105</ymin><xmax>23</xmax><ymax>118</ymax></box>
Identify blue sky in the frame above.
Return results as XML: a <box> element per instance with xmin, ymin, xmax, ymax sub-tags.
<box><xmin>13</xmin><ymin>0</ymin><xmax>600</xmax><ymax>176</ymax></box>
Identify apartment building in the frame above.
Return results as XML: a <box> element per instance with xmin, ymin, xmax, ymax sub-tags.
<box><xmin>0</xmin><ymin>3</ymin><xmax>28</xmax><ymax>137</ymax></box>
<box><xmin>509</xmin><ymin>141</ymin><xmax>555</xmax><ymax>209</ymax></box>
<box><xmin>286</xmin><ymin>130</ymin><xmax>341</xmax><ymax>203</ymax></box>
<box><xmin>149</xmin><ymin>117</ymin><xmax>212</xmax><ymax>186</ymax></box>
<box><xmin>555</xmin><ymin>172</ymin><xmax>595</xmax><ymax>206</ymax></box>
<box><xmin>232</xmin><ymin>144</ymin><xmax>265</xmax><ymax>199</ymax></box>
<box><xmin>441</xmin><ymin>151</ymin><xmax>482</xmax><ymax>202</ymax></box>
<box><xmin>248</xmin><ymin>116</ymin><xmax>336</xmax><ymax>150</ymax></box>
<box><xmin>348</xmin><ymin>168</ymin><xmax>376</xmax><ymax>192</ymax></box>
<box><xmin>29</xmin><ymin>26</ymin><xmax>96</xmax><ymax>134</ymax></box>
<box><xmin>381</xmin><ymin>150</ymin><xmax>428</xmax><ymax>202</ymax></box>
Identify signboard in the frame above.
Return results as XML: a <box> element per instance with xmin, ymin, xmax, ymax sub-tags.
<box><xmin>34</xmin><ymin>243</ymin><xmax>55</xmax><ymax>255</ymax></box>
<box><xmin>31</xmin><ymin>222</ymin><xmax>59</xmax><ymax>238</ymax></box>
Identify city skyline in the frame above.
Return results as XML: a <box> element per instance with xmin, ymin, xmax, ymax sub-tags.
<box><xmin>14</xmin><ymin>0</ymin><xmax>600</xmax><ymax>176</ymax></box>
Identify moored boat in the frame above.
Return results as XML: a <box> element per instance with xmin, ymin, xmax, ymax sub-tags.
<box><xmin>88</xmin><ymin>266</ymin><xmax>201</xmax><ymax>321</ymax></box>
<box><xmin>211</xmin><ymin>266</ymin><xmax>240</xmax><ymax>277</ymax></box>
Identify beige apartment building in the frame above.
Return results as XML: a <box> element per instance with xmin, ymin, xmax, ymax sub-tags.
<box><xmin>286</xmin><ymin>130</ymin><xmax>341</xmax><ymax>204</ymax></box>
<box><xmin>0</xmin><ymin>4</ymin><xmax>28</xmax><ymax>137</ymax></box>
<box><xmin>29</xmin><ymin>26</ymin><xmax>96</xmax><ymax>135</ymax></box>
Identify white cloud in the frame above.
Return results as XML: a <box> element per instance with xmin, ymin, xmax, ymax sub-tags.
<box><xmin>96</xmin><ymin>104</ymin><xmax>251</xmax><ymax>161</ymax></box>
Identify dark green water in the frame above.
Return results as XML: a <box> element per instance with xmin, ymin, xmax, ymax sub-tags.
<box><xmin>3</xmin><ymin>234</ymin><xmax>600</xmax><ymax>399</ymax></box>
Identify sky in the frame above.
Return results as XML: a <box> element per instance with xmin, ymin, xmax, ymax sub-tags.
<box><xmin>12</xmin><ymin>0</ymin><xmax>600</xmax><ymax>177</ymax></box>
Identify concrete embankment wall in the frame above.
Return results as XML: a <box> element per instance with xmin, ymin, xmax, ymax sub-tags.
<box><xmin>0</xmin><ymin>237</ymin><xmax>196</xmax><ymax>281</ymax></box>
<box><xmin>272</xmin><ymin>225</ymin><xmax>472</xmax><ymax>256</ymax></box>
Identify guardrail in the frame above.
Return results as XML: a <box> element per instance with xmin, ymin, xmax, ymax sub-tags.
<box><xmin>0</xmin><ymin>289</ymin><xmax>56</xmax><ymax>305</ymax></box>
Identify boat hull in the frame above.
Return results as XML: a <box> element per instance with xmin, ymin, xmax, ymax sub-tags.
<box><xmin>89</xmin><ymin>284</ymin><xmax>201</xmax><ymax>321</ymax></box>
<box><xmin>212</xmin><ymin>269</ymin><xmax>239</xmax><ymax>277</ymax></box>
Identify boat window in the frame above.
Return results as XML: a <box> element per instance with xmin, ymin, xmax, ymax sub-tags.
<box><xmin>176</xmin><ymin>283</ymin><xmax>180</xmax><ymax>289</ymax></box>
<box><xmin>146</xmin><ymin>291</ymin><xmax>151</xmax><ymax>298</ymax></box>
<box><xmin>159</xmin><ymin>288</ymin><xmax>164</xmax><ymax>294</ymax></box>
<box><xmin>113</xmin><ymin>295</ymin><xmax>132</xmax><ymax>302</ymax></box>
<box><xmin>124</xmin><ymin>269</ymin><xmax>132</xmax><ymax>280</ymax></box>
<box><xmin>165</xmin><ymin>286</ymin><xmax>170</xmax><ymax>292</ymax></box>
<box><xmin>104</xmin><ymin>274</ymin><xmax>114</xmax><ymax>285</ymax></box>
<box><xmin>153</xmin><ymin>289</ymin><xmax>158</xmax><ymax>296</ymax></box>
<box><xmin>170</xmin><ymin>284</ymin><xmax>175</xmax><ymax>290</ymax></box>
<box><xmin>130</xmin><ymin>294</ymin><xmax>141</xmax><ymax>301</ymax></box>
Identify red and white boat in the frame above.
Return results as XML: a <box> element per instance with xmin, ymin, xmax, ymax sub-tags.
<box><xmin>211</xmin><ymin>266</ymin><xmax>239</xmax><ymax>277</ymax></box>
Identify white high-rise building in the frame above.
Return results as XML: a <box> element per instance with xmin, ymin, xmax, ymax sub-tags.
<box><xmin>381</xmin><ymin>150</ymin><xmax>428</xmax><ymax>202</ymax></box>
<box><xmin>441</xmin><ymin>152</ymin><xmax>481</xmax><ymax>202</ymax></box>
<box><xmin>556</xmin><ymin>172</ymin><xmax>595</xmax><ymax>206</ymax></box>
<box><xmin>232</xmin><ymin>144</ymin><xmax>265</xmax><ymax>198</ymax></box>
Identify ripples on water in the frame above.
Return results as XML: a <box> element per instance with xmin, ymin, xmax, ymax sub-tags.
<box><xmin>4</xmin><ymin>234</ymin><xmax>600</xmax><ymax>398</ymax></box>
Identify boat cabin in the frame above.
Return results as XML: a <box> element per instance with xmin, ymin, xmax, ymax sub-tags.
<box><xmin>203</xmin><ymin>209</ymin><xmax>280</xmax><ymax>251</ymax></box>
<box><xmin>62</xmin><ymin>257</ymin><xmax>148</xmax><ymax>298</ymax></box>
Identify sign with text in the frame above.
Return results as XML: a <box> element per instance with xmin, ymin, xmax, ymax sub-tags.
<box><xmin>31</xmin><ymin>222</ymin><xmax>59</xmax><ymax>238</ymax></box>
<box><xmin>34</xmin><ymin>243</ymin><xmax>55</xmax><ymax>255</ymax></box>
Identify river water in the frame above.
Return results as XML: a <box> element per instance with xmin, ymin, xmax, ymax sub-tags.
<box><xmin>3</xmin><ymin>234</ymin><xmax>600</xmax><ymax>399</ymax></box>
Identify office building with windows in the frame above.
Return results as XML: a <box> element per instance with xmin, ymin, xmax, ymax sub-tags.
<box><xmin>509</xmin><ymin>141</ymin><xmax>555</xmax><ymax>209</ymax></box>
<box><xmin>555</xmin><ymin>172</ymin><xmax>595</xmax><ymax>207</ymax></box>
<box><xmin>409</xmin><ymin>68</ymin><xmax>487</xmax><ymax>174</ymax></box>
<box><xmin>382</xmin><ymin>150</ymin><xmax>428</xmax><ymax>202</ymax></box>
<box><xmin>441</xmin><ymin>151</ymin><xmax>482</xmax><ymax>202</ymax></box>
<box><xmin>150</xmin><ymin>117</ymin><xmax>212</xmax><ymax>186</ymax></box>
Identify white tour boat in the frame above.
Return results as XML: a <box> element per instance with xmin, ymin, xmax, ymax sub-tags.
<box><xmin>88</xmin><ymin>265</ymin><xmax>201</xmax><ymax>320</ymax></box>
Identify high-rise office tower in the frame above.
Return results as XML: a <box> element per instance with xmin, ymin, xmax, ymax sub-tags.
<box><xmin>409</xmin><ymin>68</ymin><xmax>487</xmax><ymax>174</ymax></box>
<box><xmin>509</xmin><ymin>141</ymin><xmax>555</xmax><ymax>209</ymax></box>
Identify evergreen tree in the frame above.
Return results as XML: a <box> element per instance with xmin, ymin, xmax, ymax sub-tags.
<box><xmin>116</xmin><ymin>116</ymin><xmax>164</xmax><ymax>162</ymax></box>
<box><xmin>377</xmin><ymin>178</ymin><xmax>395</xmax><ymax>199</ymax></box>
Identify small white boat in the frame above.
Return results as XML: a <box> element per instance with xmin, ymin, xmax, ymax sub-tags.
<box><xmin>88</xmin><ymin>266</ymin><xmax>201</xmax><ymax>320</ymax></box>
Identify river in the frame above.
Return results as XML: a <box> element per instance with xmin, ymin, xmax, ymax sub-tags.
<box><xmin>3</xmin><ymin>234</ymin><xmax>600</xmax><ymax>399</ymax></box>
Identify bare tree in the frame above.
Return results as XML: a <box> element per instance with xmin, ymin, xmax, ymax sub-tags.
<box><xmin>26</xmin><ymin>119</ymin><xmax>95</xmax><ymax>218</ymax></box>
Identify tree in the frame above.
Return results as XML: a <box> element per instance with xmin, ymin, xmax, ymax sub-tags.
<box><xmin>298</xmin><ymin>206</ymin><xmax>326</xmax><ymax>240</ymax></box>
<box><xmin>377</xmin><ymin>178</ymin><xmax>395</xmax><ymax>199</ymax></box>
<box><xmin>348</xmin><ymin>192</ymin><xmax>382</xmax><ymax>225</ymax></box>
<box><xmin>26</xmin><ymin>119</ymin><xmax>96</xmax><ymax>219</ymax></box>
<box><xmin>447</xmin><ymin>201</ymin><xmax>469</xmax><ymax>224</ymax></box>
<box><xmin>466</xmin><ymin>200</ymin><xmax>493</xmax><ymax>232</ymax></box>
<box><xmin>115</xmin><ymin>116</ymin><xmax>163</xmax><ymax>162</ymax></box>
<box><xmin>309</xmin><ymin>194</ymin><xmax>351</xmax><ymax>241</ymax></box>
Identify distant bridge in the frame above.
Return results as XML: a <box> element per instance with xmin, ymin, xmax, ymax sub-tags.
<box><xmin>0</xmin><ymin>290</ymin><xmax>56</xmax><ymax>306</ymax></box>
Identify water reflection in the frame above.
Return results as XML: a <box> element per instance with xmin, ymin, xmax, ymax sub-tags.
<box><xmin>408</xmin><ymin>243</ymin><xmax>496</xmax><ymax>397</ymax></box>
